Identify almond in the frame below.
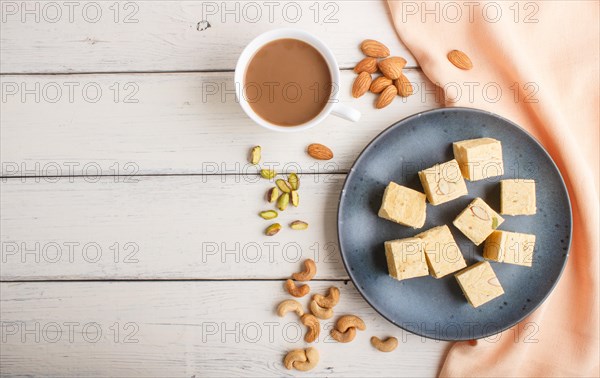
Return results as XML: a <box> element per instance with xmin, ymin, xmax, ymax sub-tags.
<box><xmin>370</xmin><ymin>76</ymin><xmax>393</xmax><ymax>94</ymax></box>
<box><xmin>353</xmin><ymin>57</ymin><xmax>378</xmax><ymax>74</ymax></box>
<box><xmin>378</xmin><ymin>57</ymin><xmax>406</xmax><ymax>80</ymax></box>
<box><xmin>376</xmin><ymin>85</ymin><xmax>397</xmax><ymax>109</ymax></box>
<box><xmin>352</xmin><ymin>72</ymin><xmax>372</xmax><ymax>98</ymax></box>
<box><xmin>447</xmin><ymin>50</ymin><xmax>473</xmax><ymax>70</ymax></box>
<box><xmin>307</xmin><ymin>143</ymin><xmax>333</xmax><ymax>160</ymax></box>
<box><xmin>360</xmin><ymin>39</ymin><xmax>390</xmax><ymax>58</ymax></box>
<box><xmin>394</xmin><ymin>73</ymin><xmax>413</xmax><ymax>97</ymax></box>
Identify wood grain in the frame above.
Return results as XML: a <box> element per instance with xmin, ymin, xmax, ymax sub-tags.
<box><xmin>0</xmin><ymin>70</ymin><xmax>440</xmax><ymax>177</ymax></box>
<box><xmin>1</xmin><ymin>174</ymin><xmax>350</xmax><ymax>280</ymax></box>
<box><xmin>0</xmin><ymin>0</ymin><xmax>416</xmax><ymax>74</ymax></box>
<box><xmin>0</xmin><ymin>280</ymin><xmax>449</xmax><ymax>377</ymax></box>
<box><xmin>0</xmin><ymin>2</ymin><xmax>450</xmax><ymax>375</ymax></box>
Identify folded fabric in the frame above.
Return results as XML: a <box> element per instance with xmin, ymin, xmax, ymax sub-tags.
<box><xmin>387</xmin><ymin>1</ymin><xmax>599</xmax><ymax>376</ymax></box>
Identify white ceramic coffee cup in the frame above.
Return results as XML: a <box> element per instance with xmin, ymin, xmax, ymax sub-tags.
<box><xmin>235</xmin><ymin>28</ymin><xmax>361</xmax><ymax>132</ymax></box>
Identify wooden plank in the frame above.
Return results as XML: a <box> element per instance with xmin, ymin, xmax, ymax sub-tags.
<box><xmin>1</xmin><ymin>174</ymin><xmax>351</xmax><ymax>280</ymax></box>
<box><xmin>0</xmin><ymin>0</ymin><xmax>416</xmax><ymax>74</ymax></box>
<box><xmin>0</xmin><ymin>281</ymin><xmax>448</xmax><ymax>377</ymax></box>
<box><xmin>1</xmin><ymin>70</ymin><xmax>440</xmax><ymax>176</ymax></box>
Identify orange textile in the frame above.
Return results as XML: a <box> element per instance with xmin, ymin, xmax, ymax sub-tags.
<box><xmin>387</xmin><ymin>1</ymin><xmax>599</xmax><ymax>376</ymax></box>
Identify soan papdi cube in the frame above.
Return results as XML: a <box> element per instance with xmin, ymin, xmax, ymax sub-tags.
<box><xmin>453</xmin><ymin>198</ymin><xmax>504</xmax><ymax>246</ymax></box>
<box><xmin>416</xmin><ymin>225</ymin><xmax>467</xmax><ymax>278</ymax></box>
<box><xmin>484</xmin><ymin>230</ymin><xmax>536</xmax><ymax>267</ymax></box>
<box><xmin>378</xmin><ymin>182</ymin><xmax>427</xmax><ymax>228</ymax></box>
<box><xmin>453</xmin><ymin>138</ymin><xmax>504</xmax><ymax>181</ymax></box>
<box><xmin>418</xmin><ymin>159</ymin><xmax>468</xmax><ymax>205</ymax></box>
<box><xmin>500</xmin><ymin>179</ymin><xmax>536</xmax><ymax>215</ymax></box>
<box><xmin>455</xmin><ymin>261</ymin><xmax>504</xmax><ymax>308</ymax></box>
<box><xmin>384</xmin><ymin>237</ymin><xmax>429</xmax><ymax>281</ymax></box>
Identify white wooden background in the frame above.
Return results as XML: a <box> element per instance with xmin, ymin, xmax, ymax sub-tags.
<box><xmin>0</xmin><ymin>1</ymin><xmax>448</xmax><ymax>376</ymax></box>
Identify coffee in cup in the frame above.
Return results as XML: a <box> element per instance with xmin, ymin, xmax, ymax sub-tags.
<box><xmin>244</xmin><ymin>38</ymin><xmax>332</xmax><ymax>127</ymax></box>
<box><xmin>235</xmin><ymin>29</ymin><xmax>360</xmax><ymax>132</ymax></box>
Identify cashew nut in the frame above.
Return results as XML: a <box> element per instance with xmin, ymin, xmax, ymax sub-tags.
<box><xmin>284</xmin><ymin>279</ymin><xmax>310</xmax><ymax>298</ymax></box>
<box><xmin>336</xmin><ymin>315</ymin><xmax>366</xmax><ymax>332</ymax></box>
<box><xmin>313</xmin><ymin>287</ymin><xmax>340</xmax><ymax>308</ymax></box>
<box><xmin>309</xmin><ymin>299</ymin><xmax>333</xmax><ymax>319</ymax></box>
<box><xmin>330</xmin><ymin>327</ymin><xmax>356</xmax><ymax>343</ymax></box>
<box><xmin>293</xmin><ymin>347</ymin><xmax>319</xmax><ymax>371</ymax></box>
<box><xmin>301</xmin><ymin>313</ymin><xmax>320</xmax><ymax>343</ymax></box>
<box><xmin>277</xmin><ymin>299</ymin><xmax>304</xmax><ymax>318</ymax></box>
<box><xmin>291</xmin><ymin>259</ymin><xmax>317</xmax><ymax>281</ymax></box>
<box><xmin>370</xmin><ymin>336</ymin><xmax>398</xmax><ymax>352</ymax></box>
<box><xmin>283</xmin><ymin>349</ymin><xmax>306</xmax><ymax>370</ymax></box>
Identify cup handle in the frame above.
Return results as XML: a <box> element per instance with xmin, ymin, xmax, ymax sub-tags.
<box><xmin>331</xmin><ymin>103</ymin><xmax>361</xmax><ymax>123</ymax></box>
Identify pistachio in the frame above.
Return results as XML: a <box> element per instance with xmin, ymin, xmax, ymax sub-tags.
<box><xmin>265</xmin><ymin>223</ymin><xmax>281</xmax><ymax>236</ymax></box>
<box><xmin>260</xmin><ymin>169</ymin><xmax>276</xmax><ymax>180</ymax></box>
<box><xmin>491</xmin><ymin>217</ymin><xmax>499</xmax><ymax>229</ymax></box>
<box><xmin>276</xmin><ymin>179</ymin><xmax>292</xmax><ymax>193</ymax></box>
<box><xmin>288</xmin><ymin>173</ymin><xmax>299</xmax><ymax>190</ymax></box>
<box><xmin>290</xmin><ymin>221</ymin><xmax>308</xmax><ymax>230</ymax></box>
<box><xmin>249</xmin><ymin>146</ymin><xmax>261</xmax><ymax>165</ymax></box>
<box><xmin>266</xmin><ymin>187</ymin><xmax>279</xmax><ymax>203</ymax></box>
<box><xmin>291</xmin><ymin>190</ymin><xmax>299</xmax><ymax>207</ymax></box>
<box><xmin>277</xmin><ymin>193</ymin><xmax>290</xmax><ymax>211</ymax></box>
<box><xmin>259</xmin><ymin>210</ymin><xmax>278</xmax><ymax>220</ymax></box>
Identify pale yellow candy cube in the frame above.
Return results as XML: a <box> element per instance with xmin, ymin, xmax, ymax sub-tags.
<box><xmin>378</xmin><ymin>182</ymin><xmax>427</xmax><ymax>229</ymax></box>
<box><xmin>453</xmin><ymin>138</ymin><xmax>504</xmax><ymax>181</ymax></box>
<box><xmin>484</xmin><ymin>230</ymin><xmax>536</xmax><ymax>267</ymax></box>
<box><xmin>455</xmin><ymin>261</ymin><xmax>504</xmax><ymax>308</ymax></box>
<box><xmin>418</xmin><ymin>159</ymin><xmax>468</xmax><ymax>205</ymax></box>
<box><xmin>500</xmin><ymin>179</ymin><xmax>536</xmax><ymax>215</ymax></box>
<box><xmin>453</xmin><ymin>198</ymin><xmax>504</xmax><ymax>246</ymax></box>
<box><xmin>384</xmin><ymin>237</ymin><xmax>429</xmax><ymax>281</ymax></box>
<box><xmin>416</xmin><ymin>225</ymin><xmax>466</xmax><ymax>278</ymax></box>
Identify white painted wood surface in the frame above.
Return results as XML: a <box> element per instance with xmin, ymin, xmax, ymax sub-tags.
<box><xmin>1</xmin><ymin>281</ymin><xmax>449</xmax><ymax>377</ymax></box>
<box><xmin>0</xmin><ymin>1</ymin><xmax>449</xmax><ymax>376</ymax></box>
<box><xmin>0</xmin><ymin>0</ymin><xmax>416</xmax><ymax>73</ymax></box>
<box><xmin>1</xmin><ymin>174</ymin><xmax>348</xmax><ymax>280</ymax></box>
<box><xmin>1</xmin><ymin>70</ymin><xmax>439</xmax><ymax>176</ymax></box>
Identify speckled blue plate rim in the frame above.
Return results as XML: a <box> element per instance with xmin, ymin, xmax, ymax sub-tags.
<box><xmin>336</xmin><ymin>106</ymin><xmax>573</xmax><ymax>341</ymax></box>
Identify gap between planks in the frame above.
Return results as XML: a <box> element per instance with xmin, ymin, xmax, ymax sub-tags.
<box><xmin>0</xmin><ymin>1</ymin><xmax>417</xmax><ymax>74</ymax></box>
<box><xmin>0</xmin><ymin>280</ymin><xmax>448</xmax><ymax>377</ymax></box>
<box><xmin>1</xmin><ymin>69</ymin><xmax>439</xmax><ymax>176</ymax></box>
<box><xmin>0</xmin><ymin>67</ymin><xmax>386</xmax><ymax>76</ymax></box>
<box><xmin>1</xmin><ymin>278</ymin><xmax>352</xmax><ymax>283</ymax></box>
<box><xmin>1</xmin><ymin>174</ymin><xmax>350</xmax><ymax>281</ymax></box>
<box><xmin>0</xmin><ymin>172</ymin><xmax>349</xmax><ymax>180</ymax></box>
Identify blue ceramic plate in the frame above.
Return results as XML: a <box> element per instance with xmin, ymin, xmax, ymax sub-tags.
<box><xmin>337</xmin><ymin>108</ymin><xmax>571</xmax><ymax>340</ymax></box>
